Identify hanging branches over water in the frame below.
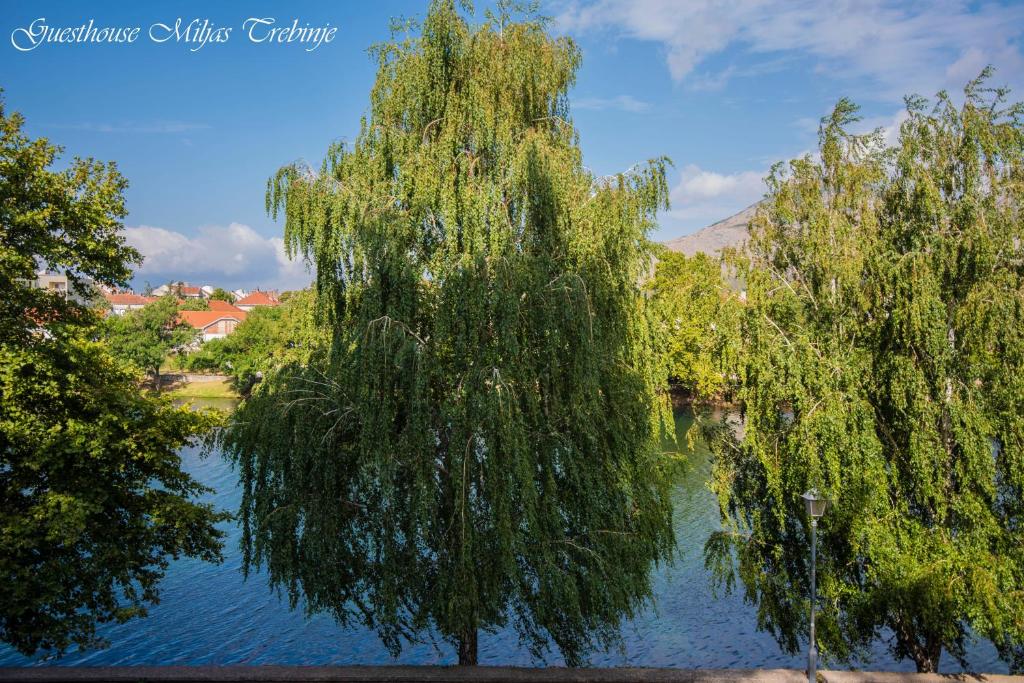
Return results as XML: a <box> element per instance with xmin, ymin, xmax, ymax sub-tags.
<box><xmin>704</xmin><ymin>71</ymin><xmax>1024</xmax><ymax>674</ymax></box>
<box><xmin>225</xmin><ymin>0</ymin><xmax>674</xmax><ymax>666</ymax></box>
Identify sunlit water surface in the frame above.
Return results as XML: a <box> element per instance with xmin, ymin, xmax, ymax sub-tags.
<box><xmin>0</xmin><ymin>406</ymin><xmax>1005</xmax><ymax>673</ymax></box>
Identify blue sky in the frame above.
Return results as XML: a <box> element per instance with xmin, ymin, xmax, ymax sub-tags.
<box><xmin>2</xmin><ymin>0</ymin><xmax>1022</xmax><ymax>290</ymax></box>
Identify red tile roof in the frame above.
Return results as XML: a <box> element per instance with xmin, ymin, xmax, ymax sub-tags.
<box><xmin>208</xmin><ymin>299</ymin><xmax>245</xmax><ymax>313</ymax></box>
<box><xmin>178</xmin><ymin>309</ymin><xmax>247</xmax><ymax>331</ymax></box>
<box><xmin>235</xmin><ymin>290</ymin><xmax>279</xmax><ymax>306</ymax></box>
<box><xmin>105</xmin><ymin>292</ymin><xmax>156</xmax><ymax>306</ymax></box>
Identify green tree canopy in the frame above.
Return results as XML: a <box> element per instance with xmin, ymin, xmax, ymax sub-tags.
<box><xmin>224</xmin><ymin>1</ymin><xmax>675</xmax><ymax>665</ymax></box>
<box><xmin>208</xmin><ymin>287</ymin><xmax>235</xmax><ymax>303</ymax></box>
<box><xmin>101</xmin><ymin>295</ymin><xmax>198</xmax><ymax>387</ymax></box>
<box><xmin>178</xmin><ymin>297</ymin><xmax>210</xmax><ymax>311</ymax></box>
<box><xmin>0</xmin><ymin>95</ymin><xmax>226</xmax><ymax>657</ymax></box>
<box><xmin>648</xmin><ymin>250</ymin><xmax>742</xmax><ymax>399</ymax></box>
<box><xmin>185</xmin><ymin>289</ymin><xmax>321</xmax><ymax>391</ymax></box>
<box><xmin>0</xmin><ymin>97</ymin><xmax>133</xmax><ymax>347</ymax></box>
<box><xmin>704</xmin><ymin>73</ymin><xmax>1024</xmax><ymax>673</ymax></box>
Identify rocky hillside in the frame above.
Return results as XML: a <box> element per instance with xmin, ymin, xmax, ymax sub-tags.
<box><xmin>661</xmin><ymin>203</ymin><xmax>758</xmax><ymax>256</ymax></box>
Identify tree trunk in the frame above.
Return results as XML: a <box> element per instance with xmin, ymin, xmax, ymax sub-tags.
<box><xmin>153</xmin><ymin>367</ymin><xmax>161</xmax><ymax>393</ymax></box>
<box><xmin>457</xmin><ymin>628</ymin><xmax>478</xmax><ymax>666</ymax></box>
<box><xmin>895</xmin><ymin>618</ymin><xmax>943</xmax><ymax>673</ymax></box>
<box><xmin>911</xmin><ymin>636</ymin><xmax>942</xmax><ymax>673</ymax></box>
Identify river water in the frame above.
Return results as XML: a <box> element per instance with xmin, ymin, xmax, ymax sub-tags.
<box><xmin>0</xmin><ymin>406</ymin><xmax>1006</xmax><ymax>672</ymax></box>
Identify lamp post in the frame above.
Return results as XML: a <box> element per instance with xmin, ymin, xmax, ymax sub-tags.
<box><xmin>802</xmin><ymin>489</ymin><xmax>827</xmax><ymax>683</ymax></box>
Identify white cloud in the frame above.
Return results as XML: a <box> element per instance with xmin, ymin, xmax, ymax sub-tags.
<box><xmin>662</xmin><ymin>164</ymin><xmax>767</xmax><ymax>232</ymax></box>
<box><xmin>673</xmin><ymin>163</ymin><xmax>766</xmax><ymax>204</ymax></box>
<box><xmin>794</xmin><ymin>116</ymin><xmax>820</xmax><ymax>135</ymax></box>
<box><xmin>557</xmin><ymin>0</ymin><xmax>1024</xmax><ymax>99</ymax></box>
<box><xmin>123</xmin><ymin>223</ymin><xmax>312</xmax><ymax>291</ymax></box>
<box><xmin>687</xmin><ymin>57</ymin><xmax>793</xmax><ymax>92</ymax></box>
<box><xmin>796</xmin><ymin>107</ymin><xmax>910</xmax><ymax>148</ymax></box>
<box><xmin>850</xmin><ymin>109</ymin><xmax>911</xmax><ymax>148</ymax></box>
<box><xmin>663</xmin><ymin>106</ymin><xmax>910</xmax><ymax>237</ymax></box>
<box><xmin>686</xmin><ymin>66</ymin><xmax>737</xmax><ymax>92</ymax></box>
<box><xmin>574</xmin><ymin>94</ymin><xmax>651</xmax><ymax>112</ymax></box>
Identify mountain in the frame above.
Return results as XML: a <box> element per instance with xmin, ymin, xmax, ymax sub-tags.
<box><xmin>661</xmin><ymin>203</ymin><xmax>758</xmax><ymax>256</ymax></box>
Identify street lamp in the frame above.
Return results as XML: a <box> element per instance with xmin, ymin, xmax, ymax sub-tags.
<box><xmin>802</xmin><ymin>489</ymin><xmax>826</xmax><ymax>683</ymax></box>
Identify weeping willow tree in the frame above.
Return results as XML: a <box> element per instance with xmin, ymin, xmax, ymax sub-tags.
<box><xmin>648</xmin><ymin>249</ymin><xmax>743</xmax><ymax>400</ymax></box>
<box><xmin>223</xmin><ymin>1</ymin><xmax>675</xmax><ymax>666</ymax></box>
<box><xmin>704</xmin><ymin>72</ymin><xmax>1024</xmax><ymax>673</ymax></box>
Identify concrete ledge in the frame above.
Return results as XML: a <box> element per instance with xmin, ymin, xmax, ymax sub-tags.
<box><xmin>0</xmin><ymin>667</ymin><xmax>795</xmax><ymax>683</ymax></box>
<box><xmin>823</xmin><ymin>673</ymin><xmax>1018</xmax><ymax>683</ymax></box>
<box><xmin>0</xmin><ymin>668</ymin><xmax>1017</xmax><ymax>683</ymax></box>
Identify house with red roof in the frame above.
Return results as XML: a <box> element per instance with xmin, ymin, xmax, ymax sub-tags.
<box><xmin>105</xmin><ymin>292</ymin><xmax>157</xmax><ymax>315</ymax></box>
<box><xmin>208</xmin><ymin>299</ymin><xmax>246</xmax><ymax>314</ymax></box>
<box><xmin>153</xmin><ymin>282</ymin><xmax>207</xmax><ymax>299</ymax></box>
<box><xmin>235</xmin><ymin>290</ymin><xmax>280</xmax><ymax>312</ymax></box>
<box><xmin>179</xmin><ymin>309</ymin><xmax>247</xmax><ymax>342</ymax></box>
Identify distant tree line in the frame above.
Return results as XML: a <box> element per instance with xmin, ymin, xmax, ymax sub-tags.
<box><xmin>183</xmin><ymin>289</ymin><xmax>320</xmax><ymax>392</ymax></box>
<box><xmin>101</xmin><ymin>295</ymin><xmax>197</xmax><ymax>388</ymax></box>
<box><xmin>647</xmin><ymin>249</ymin><xmax>742</xmax><ymax>401</ymax></box>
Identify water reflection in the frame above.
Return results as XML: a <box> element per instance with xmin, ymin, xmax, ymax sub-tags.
<box><xmin>0</xmin><ymin>409</ymin><xmax>1005</xmax><ymax>672</ymax></box>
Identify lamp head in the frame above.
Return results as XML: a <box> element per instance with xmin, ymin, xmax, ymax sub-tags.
<box><xmin>802</xmin><ymin>489</ymin><xmax>827</xmax><ymax>519</ymax></box>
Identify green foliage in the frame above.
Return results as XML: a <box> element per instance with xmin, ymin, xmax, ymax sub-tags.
<box><xmin>225</xmin><ymin>1</ymin><xmax>675</xmax><ymax>666</ymax></box>
<box><xmin>704</xmin><ymin>72</ymin><xmax>1024</xmax><ymax>673</ymax></box>
<box><xmin>185</xmin><ymin>290</ymin><xmax>320</xmax><ymax>391</ymax></box>
<box><xmin>0</xmin><ymin>95</ymin><xmax>226</xmax><ymax>657</ymax></box>
<box><xmin>101</xmin><ymin>295</ymin><xmax>198</xmax><ymax>383</ymax></box>
<box><xmin>178</xmin><ymin>298</ymin><xmax>210</xmax><ymax>311</ymax></box>
<box><xmin>0</xmin><ymin>334</ymin><xmax>227</xmax><ymax>656</ymax></box>
<box><xmin>0</xmin><ymin>96</ymin><xmax>135</xmax><ymax>346</ymax></box>
<box><xmin>648</xmin><ymin>250</ymin><xmax>742</xmax><ymax>399</ymax></box>
<box><xmin>208</xmin><ymin>287</ymin><xmax>235</xmax><ymax>303</ymax></box>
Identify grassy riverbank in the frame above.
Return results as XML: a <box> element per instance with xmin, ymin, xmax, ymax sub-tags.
<box><xmin>165</xmin><ymin>379</ymin><xmax>238</xmax><ymax>400</ymax></box>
